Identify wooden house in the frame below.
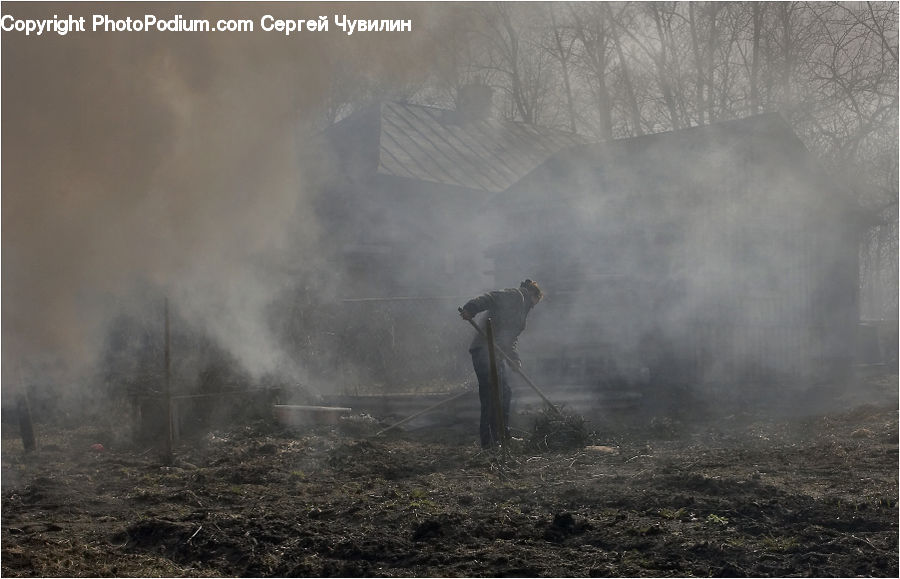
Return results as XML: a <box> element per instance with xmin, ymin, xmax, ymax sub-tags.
<box><xmin>311</xmin><ymin>89</ymin><xmax>587</xmax><ymax>389</ymax></box>
<box><xmin>316</xmin><ymin>88</ymin><xmax>588</xmax><ymax>299</ymax></box>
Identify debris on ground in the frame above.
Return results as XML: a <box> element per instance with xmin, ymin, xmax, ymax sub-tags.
<box><xmin>2</xmin><ymin>378</ymin><xmax>897</xmax><ymax>577</ymax></box>
<box><xmin>525</xmin><ymin>406</ymin><xmax>590</xmax><ymax>452</ymax></box>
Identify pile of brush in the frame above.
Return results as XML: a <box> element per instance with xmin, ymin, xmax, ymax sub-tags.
<box><xmin>525</xmin><ymin>406</ymin><xmax>589</xmax><ymax>452</ymax></box>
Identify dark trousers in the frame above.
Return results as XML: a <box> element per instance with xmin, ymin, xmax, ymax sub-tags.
<box><xmin>470</xmin><ymin>347</ymin><xmax>511</xmax><ymax>448</ymax></box>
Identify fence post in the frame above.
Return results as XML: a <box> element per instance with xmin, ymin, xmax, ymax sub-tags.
<box><xmin>162</xmin><ymin>298</ymin><xmax>174</xmax><ymax>465</ymax></box>
<box><xmin>485</xmin><ymin>318</ymin><xmax>507</xmax><ymax>446</ymax></box>
<box><xmin>17</xmin><ymin>393</ymin><xmax>36</xmax><ymax>453</ymax></box>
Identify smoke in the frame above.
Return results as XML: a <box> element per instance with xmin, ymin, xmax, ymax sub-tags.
<box><xmin>498</xmin><ymin>119</ymin><xmax>864</xmax><ymax>418</ymax></box>
<box><xmin>4</xmin><ymin>2</ymin><xmax>870</xmax><ymax>422</ymax></box>
<box><xmin>1</xmin><ymin>2</ymin><xmax>440</xmax><ymax>398</ymax></box>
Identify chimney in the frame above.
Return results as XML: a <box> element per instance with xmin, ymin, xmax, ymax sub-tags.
<box><xmin>456</xmin><ymin>84</ymin><xmax>493</xmax><ymax>123</ymax></box>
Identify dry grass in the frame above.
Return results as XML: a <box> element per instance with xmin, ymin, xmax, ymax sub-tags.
<box><xmin>525</xmin><ymin>407</ymin><xmax>589</xmax><ymax>452</ymax></box>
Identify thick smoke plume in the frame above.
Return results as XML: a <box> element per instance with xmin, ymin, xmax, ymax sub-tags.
<box><xmin>2</xmin><ymin>2</ymin><xmax>437</xmax><ymax>398</ymax></box>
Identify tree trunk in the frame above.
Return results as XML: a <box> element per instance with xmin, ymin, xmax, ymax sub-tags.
<box><xmin>750</xmin><ymin>3</ymin><xmax>764</xmax><ymax>115</ymax></box>
<box><xmin>570</xmin><ymin>5</ymin><xmax>614</xmax><ymax>139</ymax></box>
<box><xmin>607</xmin><ymin>3</ymin><xmax>643</xmax><ymax>135</ymax></box>
<box><xmin>779</xmin><ymin>2</ymin><xmax>794</xmax><ymax>109</ymax></box>
<box><xmin>548</xmin><ymin>6</ymin><xmax>578</xmax><ymax>133</ymax></box>
<box><xmin>705</xmin><ymin>5</ymin><xmax>720</xmax><ymax>123</ymax></box>
<box><xmin>650</xmin><ymin>4</ymin><xmax>681</xmax><ymax>130</ymax></box>
<box><xmin>689</xmin><ymin>3</ymin><xmax>706</xmax><ymax>125</ymax></box>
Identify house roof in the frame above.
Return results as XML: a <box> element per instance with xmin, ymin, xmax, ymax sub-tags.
<box><xmin>486</xmin><ymin>113</ymin><xmax>866</xmax><ymax>255</ymax></box>
<box><xmin>499</xmin><ymin>113</ymin><xmax>845</xmax><ymax>205</ymax></box>
<box><xmin>325</xmin><ymin>101</ymin><xmax>589</xmax><ymax>193</ymax></box>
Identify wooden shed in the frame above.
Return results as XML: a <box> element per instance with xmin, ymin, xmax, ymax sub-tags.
<box><xmin>486</xmin><ymin>114</ymin><xmax>866</xmax><ymax>407</ymax></box>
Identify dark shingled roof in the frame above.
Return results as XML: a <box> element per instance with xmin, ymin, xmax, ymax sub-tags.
<box><xmin>497</xmin><ymin>113</ymin><xmax>823</xmax><ymax>206</ymax></box>
<box><xmin>326</xmin><ymin>101</ymin><xmax>589</xmax><ymax>193</ymax></box>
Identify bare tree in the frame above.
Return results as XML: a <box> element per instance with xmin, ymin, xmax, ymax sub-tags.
<box><xmin>545</xmin><ymin>3</ymin><xmax>580</xmax><ymax>132</ymax></box>
<box><xmin>606</xmin><ymin>2</ymin><xmax>645</xmax><ymax>135</ymax></box>
<box><xmin>473</xmin><ymin>3</ymin><xmax>553</xmax><ymax>124</ymax></box>
<box><xmin>568</xmin><ymin>3</ymin><xmax>616</xmax><ymax>138</ymax></box>
<box><xmin>749</xmin><ymin>3</ymin><xmax>766</xmax><ymax>115</ymax></box>
<box><xmin>608</xmin><ymin>2</ymin><xmax>685</xmax><ymax>131</ymax></box>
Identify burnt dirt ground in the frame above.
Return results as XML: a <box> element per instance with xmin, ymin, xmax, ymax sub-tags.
<box><xmin>2</xmin><ymin>375</ymin><xmax>898</xmax><ymax>577</ymax></box>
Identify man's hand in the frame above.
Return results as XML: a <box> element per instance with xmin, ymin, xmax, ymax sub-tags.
<box><xmin>459</xmin><ymin>308</ymin><xmax>474</xmax><ymax>321</ymax></box>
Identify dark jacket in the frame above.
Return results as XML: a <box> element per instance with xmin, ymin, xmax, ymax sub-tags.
<box><xmin>461</xmin><ymin>288</ymin><xmax>533</xmax><ymax>362</ymax></box>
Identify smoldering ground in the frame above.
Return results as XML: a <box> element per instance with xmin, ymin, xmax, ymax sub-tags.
<box><xmin>1</xmin><ymin>2</ymin><xmax>448</xmax><ymax>406</ymax></box>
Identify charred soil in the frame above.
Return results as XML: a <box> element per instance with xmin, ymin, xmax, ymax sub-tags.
<box><xmin>2</xmin><ymin>376</ymin><xmax>898</xmax><ymax>577</ymax></box>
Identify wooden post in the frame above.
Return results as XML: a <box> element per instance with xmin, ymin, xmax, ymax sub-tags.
<box><xmin>162</xmin><ymin>298</ymin><xmax>174</xmax><ymax>465</ymax></box>
<box><xmin>485</xmin><ymin>318</ymin><xmax>507</xmax><ymax>446</ymax></box>
<box><xmin>17</xmin><ymin>393</ymin><xmax>36</xmax><ymax>453</ymax></box>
